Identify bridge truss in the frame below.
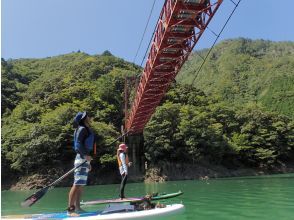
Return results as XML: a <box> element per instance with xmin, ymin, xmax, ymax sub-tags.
<box><xmin>125</xmin><ymin>0</ymin><xmax>223</xmax><ymax>134</ymax></box>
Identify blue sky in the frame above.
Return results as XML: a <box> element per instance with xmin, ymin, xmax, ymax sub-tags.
<box><xmin>2</xmin><ymin>0</ymin><xmax>294</xmax><ymax>65</ymax></box>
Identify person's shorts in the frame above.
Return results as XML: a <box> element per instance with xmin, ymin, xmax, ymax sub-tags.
<box><xmin>73</xmin><ymin>154</ymin><xmax>90</xmax><ymax>186</ymax></box>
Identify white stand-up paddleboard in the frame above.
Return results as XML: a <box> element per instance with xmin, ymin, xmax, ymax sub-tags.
<box><xmin>3</xmin><ymin>203</ymin><xmax>184</xmax><ymax>220</ymax></box>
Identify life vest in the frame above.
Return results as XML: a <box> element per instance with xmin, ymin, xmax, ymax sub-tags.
<box><xmin>117</xmin><ymin>152</ymin><xmax>129</xmax><ymax>167</ymax></box>
<box><xmin>73</xmin><ymin>126</ymin><xmax>95</xmax><ymax>152</ymax></box>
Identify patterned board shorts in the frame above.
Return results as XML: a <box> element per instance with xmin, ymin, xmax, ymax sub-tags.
<box><xmin>74</xmin><ymin>154</ymin><xmax>90</xmax><ymax>186</ymax></box>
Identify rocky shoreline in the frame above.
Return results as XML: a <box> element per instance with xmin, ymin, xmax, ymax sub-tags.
<box><xmin>2</xmin><ymin>163</ymin><xmax>294</xmax><ymax>191</ymax></box>
<box><xmin>144</xmin><ymin>162</ymin><xmax>294</xmax><ymax>183</ymax></box>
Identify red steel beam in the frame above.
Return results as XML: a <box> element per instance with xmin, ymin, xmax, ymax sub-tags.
<box><xmin>125</xmin><ymin>0</ymin><xmax>223</xmax><ymax>134</ymax></box>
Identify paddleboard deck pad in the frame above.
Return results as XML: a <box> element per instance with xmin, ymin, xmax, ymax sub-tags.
<box><xmin>3</xmin><ymin>204</ymin><xmax>184</xmax><ymax>220</ymax></box>
<box><xmin>81</xmin><ymin>191</ymin><xmax>183</xmax><ymax>206</ymax></box>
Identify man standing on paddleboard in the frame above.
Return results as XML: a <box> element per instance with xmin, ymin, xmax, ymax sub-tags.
<box><xmin>67</xmin><ymin>111</ymin><xmax>95</xmax><ymax>216</ymax></box>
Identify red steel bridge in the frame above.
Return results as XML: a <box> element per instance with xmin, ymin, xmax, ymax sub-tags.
<box><xmin>125</xmin><ymin>0</ymin><xmax>223</xmax><ymax>134</ymax></box>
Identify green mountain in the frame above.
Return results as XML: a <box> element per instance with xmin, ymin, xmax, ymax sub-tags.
<box><xmin>177</xmin><ymin>38</ymin><xmax>294</xmax><ymax>118</ymax></box>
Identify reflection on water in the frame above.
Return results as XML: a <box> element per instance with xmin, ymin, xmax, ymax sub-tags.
<box><xmin>2</xmin><ymin>173</ymin><xmax>294</xmax><ymax>220</ymax></box>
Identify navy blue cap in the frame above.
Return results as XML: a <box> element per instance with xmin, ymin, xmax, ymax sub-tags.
<box><xmin>74</xmin><ymin>111</ymin><xmax>87</xmax><ymax>125</ymax></box>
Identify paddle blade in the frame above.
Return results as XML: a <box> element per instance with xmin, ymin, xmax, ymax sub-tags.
<box><xmin>21</xmin><ymin>187</ymin><xmax>49</xmax><ymax>207</ymax></box>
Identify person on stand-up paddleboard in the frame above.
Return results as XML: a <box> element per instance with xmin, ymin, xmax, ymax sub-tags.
<box><xmin>67</xmin><ymin>111</ymin><xmax>95</xmax><ymax>216</ymax></box>
<box><xmin>117</xmin><ymin>143</ymin><xmax>132</xmax><ymax>199</ymax></box>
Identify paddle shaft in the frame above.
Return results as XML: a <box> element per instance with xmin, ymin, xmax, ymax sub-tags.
<box><xmin>49</xmin><ymin>161</ymin><xmax>87</xmax><ymax>188</ymax></box>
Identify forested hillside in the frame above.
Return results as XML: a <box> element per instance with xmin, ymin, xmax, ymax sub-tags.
<box><xmin>1</xmin><ymin>39</ymin><xmax>294</xmax><ymax>188</ymax></box>
<box><xmin>1</xmin><ymin>51</ymin><xmax>141</xmax><ymax>178</ymax></box>
<box><xmin>177</xmin><ymin>38</ymin><xmax>294</xmax><ymax>118</ymax></box>
<box><xmin>144</xmin><ymin>84</ymin><xmax>293</xmax><ymax>170</ymax></box>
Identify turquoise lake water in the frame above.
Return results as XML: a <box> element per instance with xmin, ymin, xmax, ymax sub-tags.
<box><xmin>2</xmin><ymin>173</ymin><xmax>294</xmax><ymax>219</ymax></box>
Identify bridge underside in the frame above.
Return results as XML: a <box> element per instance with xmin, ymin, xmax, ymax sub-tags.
<box><xmin>125</xmin><ymin>0</ymin><xmax>223</xmax><ymax>134</ymax></box>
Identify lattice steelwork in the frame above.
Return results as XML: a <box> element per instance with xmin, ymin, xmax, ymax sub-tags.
<box><xmin>125</xmin><ymin>0</ymin><xmax>223</xmax><ymax>134</ymax></box>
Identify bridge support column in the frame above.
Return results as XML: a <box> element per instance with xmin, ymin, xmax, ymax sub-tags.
<box><xmin>127</xmin><ymin>133</ymin><xmax>144</xmax><ymax>179</ymax></box>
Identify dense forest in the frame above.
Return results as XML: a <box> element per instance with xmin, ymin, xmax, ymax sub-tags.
<box><xmin>1</xmin><ymin>39</ymin><xmax>294</xmax><ymax>187</ymax></box>
<box><xmin>177</xmin><ymin>38</ymin><xmax>294</xmax><ymax>118</ymax></box>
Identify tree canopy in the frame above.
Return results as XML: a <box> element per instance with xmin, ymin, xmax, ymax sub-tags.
<box><xmin>177</xmin><ymin>38</ymin><xmax>294</xmax><ymax>118</ymax></box>
<box><xmin>144</xmin><ymin>84</ymin><xmax>294</xmax><ymax>168</ymax></box>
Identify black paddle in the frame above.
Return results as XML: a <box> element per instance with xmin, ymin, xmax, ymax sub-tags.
<box><xmin>21</xmin><ymin>131</ymin><xmax>130</xmax><ymax>207</ymax></box>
